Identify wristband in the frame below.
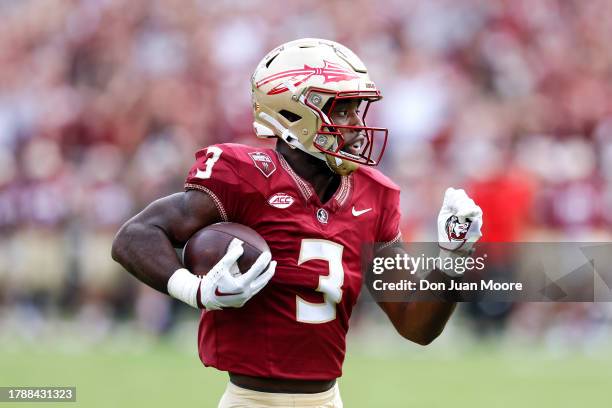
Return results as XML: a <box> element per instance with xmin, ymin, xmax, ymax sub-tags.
<box><xmin>167</xmin><ymin>268</ymin><xmax>201</xmax><ymax>309</ymax></box>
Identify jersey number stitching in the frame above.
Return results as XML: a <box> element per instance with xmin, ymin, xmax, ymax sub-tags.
<box><xmin>195</xmin><ymin>146</ymin><xmax>223</xmax><ymax>179</ymax></box>
<box><xmin>296</xmin><ymin>239</ymin><xmax>344</xmax><ymax>324</ymax></box>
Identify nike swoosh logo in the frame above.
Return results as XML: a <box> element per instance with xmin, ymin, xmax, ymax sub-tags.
<box><xmin>215</xmin><ymin>288</ymin><xmax>241</xmax><ymax>297</ymax></box>
<box><xmin>352</xmin><ymin>206</ymin><xmax>372</xmax><ymax>217</ymax></box>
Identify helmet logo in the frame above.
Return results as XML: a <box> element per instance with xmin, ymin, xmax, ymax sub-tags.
<box><xmin>248</xmin><ymin>152</ymin><xmax>277</xmax><ymax>178</ymax></box>
<box><xmin>256</xmin><ymin>61</ymin><xmax>359</xmax><ymax>95</ymax></box>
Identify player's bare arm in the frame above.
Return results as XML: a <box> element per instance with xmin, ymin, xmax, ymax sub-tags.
<box><xmin>378</xmin><ymin>300</ymin><xmax>456</xmax><ymax>345</ymax></box>
<box><xmin>112</xmin><ymin>190</ymin><xmax>276</xmax><ymax>310</ymax></box>
<box><xmin>377</xmin><ymin>188</ymin><xmax>483</xmax><ymax>345</ymax></box>
<box><xmin>111</xmin><ymin>190</ymin><xmax>222</xmax><ymax>293</ymax></box>
<box><xmin>375</xmin><ymin>240</ymin><xmax>457</xmax><ymax>345</ymax></box>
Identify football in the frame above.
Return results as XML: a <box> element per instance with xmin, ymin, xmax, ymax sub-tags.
<box><xmin>182</xmin><ymin>222</ymin><xmax>270</xmax><ymax>276</ymax></box>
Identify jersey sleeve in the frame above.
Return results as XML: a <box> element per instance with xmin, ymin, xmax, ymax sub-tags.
<box><xmin>375</xmin><ymin>188</ymin><xmax>402</xmax><ymax>247</ymax></box>
<box><xmin>184</xmin><ymin>145</ymin><xmax>243</xmax><ymax>222</ymax></box>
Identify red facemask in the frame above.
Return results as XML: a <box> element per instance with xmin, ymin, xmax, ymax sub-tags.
<box><xmin>305</xmin><ymin>89</ymin><xmax>389</xmax><ymax>166</ymax></box>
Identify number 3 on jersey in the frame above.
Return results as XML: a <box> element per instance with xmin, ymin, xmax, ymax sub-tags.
<box><xmin>195</xmin><ymin>146</ymin><xmax>223</xmax><ymax>179</ymax></box>
<box><xmin>296</xmin><ymin>239</ymin><xmax>344</xmax><ymax>324</ymax></box>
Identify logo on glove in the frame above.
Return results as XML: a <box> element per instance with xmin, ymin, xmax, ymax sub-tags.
<box><xmin>445</xmin><ymin>215</ymin><xmax>472</xmax><ymax>241</ymax></box>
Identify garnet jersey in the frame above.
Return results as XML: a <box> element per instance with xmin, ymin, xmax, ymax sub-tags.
<box><xmin>185</xmin><ymin>143</ymin><xmax>401</xmax><ymax>380</ymax></box>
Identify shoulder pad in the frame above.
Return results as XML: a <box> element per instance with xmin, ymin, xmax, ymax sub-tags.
<box><xmin>355</xmin><ymin>166</ymin><xmax>400</xmax><ymax>192</ymax></box>
<box><xmin>201</xmin><ymin>143</ymin><xmax>277</xmax><ymax>177</ymax></box>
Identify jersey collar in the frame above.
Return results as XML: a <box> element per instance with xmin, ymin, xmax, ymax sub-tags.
<box><xmin>275</xmin><ymin>151</ymin><xmax>353</xmax><ymax>212</ymax></box>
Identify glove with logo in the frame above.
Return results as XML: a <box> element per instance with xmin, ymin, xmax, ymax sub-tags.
<box><xmin>168</xmin><ymin>238</ymin><xmax>276</xmax><ymax>310</ymax></box>
<box><xmin>437</xmin><ymin>188</ymin><xmax>483</xmax><ymax>276</ymax></box>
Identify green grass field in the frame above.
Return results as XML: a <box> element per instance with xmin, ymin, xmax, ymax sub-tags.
<box><xmin>1</xmin><ymin>332</ymin><xmax>611</xmax><ymax>408</ymax></box>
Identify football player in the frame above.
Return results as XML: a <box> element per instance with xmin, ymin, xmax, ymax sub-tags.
<box><xmin>112</xmin><ymin>38</ymin><xmax>483</xmax><ymax>408</ymax></box>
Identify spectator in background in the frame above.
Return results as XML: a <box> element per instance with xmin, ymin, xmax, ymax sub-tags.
<box><xmin>0</xmin><ymin>0</ymin><xmax>611</xmax><ymax>341</ymax></box>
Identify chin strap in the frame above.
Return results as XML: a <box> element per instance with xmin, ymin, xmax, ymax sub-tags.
<box><xmin>254</xmin><ymin>112</ymin><xmax>359</xmax><ymax>176</ymax></box>
<box><xmin>254</xmin><ymin>112</ymin><xmax>327</xmax><ymax>161</ymax></box>
<box><xmin>325</xmin><ymin>154</ymin><xmax>358</xmax><ymax>175</ymax></box>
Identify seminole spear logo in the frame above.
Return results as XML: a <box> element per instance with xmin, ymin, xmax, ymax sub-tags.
<box><xmin>256</xmin><ymin>60</ymin><xmax>359</xmax><ymax>95</ymax></box>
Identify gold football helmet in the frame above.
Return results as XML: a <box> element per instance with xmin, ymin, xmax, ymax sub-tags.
<box><xmin>251</xmin><ymin>38</ymin><xmax>388</xmax><ymax>175</ymax></box>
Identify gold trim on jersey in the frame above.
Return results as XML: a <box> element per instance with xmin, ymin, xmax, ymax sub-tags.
<box><xmin>184</xmin><ymin>183</ymin><xmax>229</xmax><ymax>221</ymax></box>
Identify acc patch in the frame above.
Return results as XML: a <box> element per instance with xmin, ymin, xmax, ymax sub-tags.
<box><xmin>268</xmin><ymin>192</ymin><xmax>295</xmax><ymax>209</ymax></box>
<box><xmin>248</xmin><ymin>152</ymin><xmax>276</xmax><ymax>178</ymax></box>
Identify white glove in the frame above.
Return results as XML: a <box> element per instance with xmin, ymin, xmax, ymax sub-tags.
<box><xmin>168</xmin><ymin>238</ymin><xmax>276</xmax><ymax>310</ymax></box>
<box><xmin>437</xmin><ymin>188</ymin><xmax>483</xmax><ymax>275</ymax></box>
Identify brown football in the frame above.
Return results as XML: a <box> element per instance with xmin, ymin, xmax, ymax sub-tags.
<box><xmin>182</xmin><ymin>222</ymin><xmax>270</xmax><ymax>277</ymax></box>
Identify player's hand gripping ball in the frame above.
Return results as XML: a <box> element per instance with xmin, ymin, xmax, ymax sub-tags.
<box><xmin>181</xmin><ymin>223</ymin><xmax>276</xmax><ymax>310</ymax></box>
<box><xmin>184</xmin><ymin>223</ymin><xmax>270</xmax><ymax>276</ymax></box>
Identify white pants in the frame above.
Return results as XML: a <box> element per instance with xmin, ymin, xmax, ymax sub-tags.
<box><xmin>218</xmin><ymin>382</ymin><xmax>343</xmax><ymax>408</ymax></box>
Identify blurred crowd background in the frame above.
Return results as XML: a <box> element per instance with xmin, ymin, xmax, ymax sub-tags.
<box><xmin>1</xmin><ymin>0</ymin><xmax>612</xmax><ymax>346</ymax></box>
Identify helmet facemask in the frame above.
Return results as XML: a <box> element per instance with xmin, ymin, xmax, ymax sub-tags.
<box><xmin>306</xmin><ymin>89</ymin><xmax>388</xmax><ymax>171</ymax></box>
